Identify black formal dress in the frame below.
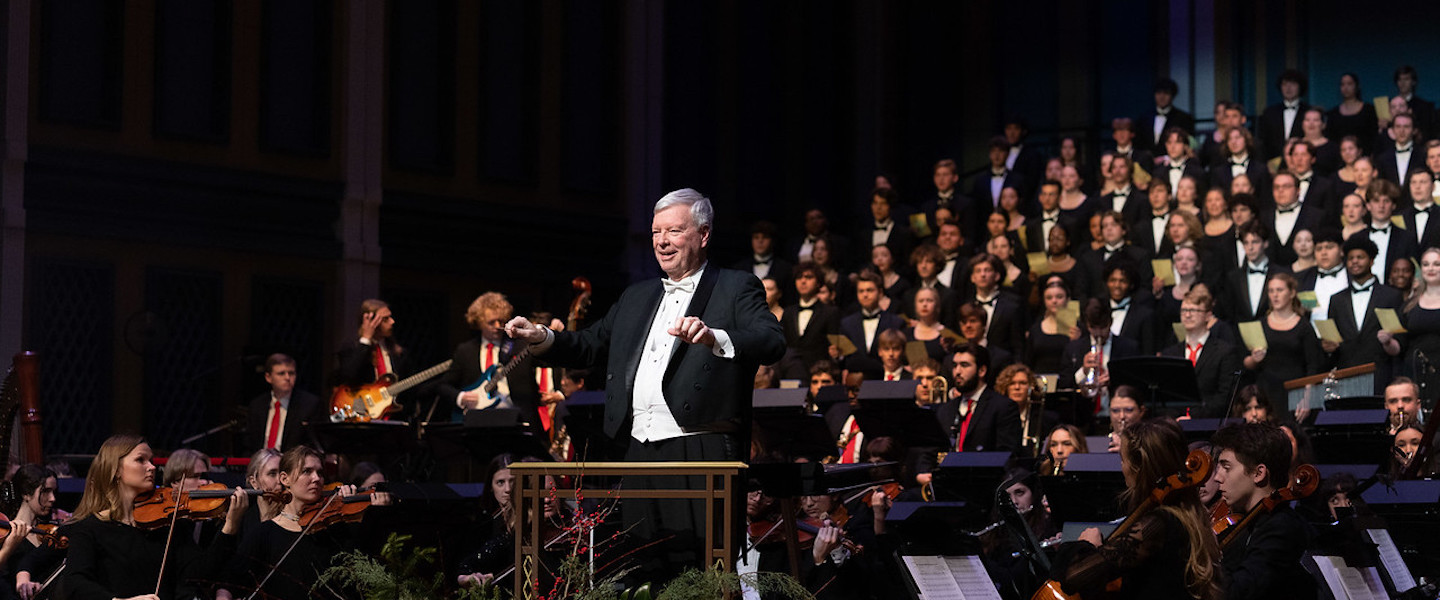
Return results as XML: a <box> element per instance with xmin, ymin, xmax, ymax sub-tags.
<box><xmin>1404</xmin><ymin>305</ymin><xmax>1440</xmax><ymax>379</ymax></box>
<box><xmin>1253</xmin><ymin>317</ymin><xmax>1326</xmax><ymax>416</ymax></box>
<box><xmin>1050</xmin><ymin>508</ymin><xmax>1205</xmax><ymax>599</ymax></box>
<box><xmin>1220</xmin><ymin>504</ymin><xmax>1316</xmax><ymax>600</ymax></box>
<box><xmin>1026</xmin><ymin>320</ymin><xmax>1070</xmax><ymax>377</ymax></box>
<box><xmin>1326</xmin><ymin>103</ymin><xmax>1379</xmax><ymax>154</ymax></box>
<box><xmin>243</xmin><ymin>390</ymin><xmax>325</xmax><ymax>455</ymax></box>
<box><xmin>60</xmin><ymin>516</ymin><xmax>236</xmax><ymax>600</ymax></box>
<box><xmin>229</xmin><ymin>520</ymin><xmax>353</xmax><ymax>600</ymax></box>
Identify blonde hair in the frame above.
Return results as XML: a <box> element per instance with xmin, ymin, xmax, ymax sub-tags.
<box><xmin>246</xmin><ymin>448</ymin><xmax>282</xmax><ymax>488</ymax></box>
<box><xmin>1119</xmin><ymin>421</ymin><xmax>1222</xmax><ymax>600</ymax></box>
<box><xmin>465</xmin><ymin>292</ymin><xmax>514</xmax><ymax>330</ymax></box>
<box><xmin>70</xmin><ymin>434</ymin><xmax>147</xmax><ymax>524</ymax></box>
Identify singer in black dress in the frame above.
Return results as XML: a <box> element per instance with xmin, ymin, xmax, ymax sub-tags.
<box><xmin>1243</xmin><ymin>274</ymin><xmax>1324</xmax><ymax>417</ymax></box>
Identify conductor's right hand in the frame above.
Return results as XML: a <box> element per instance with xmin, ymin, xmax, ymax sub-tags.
<box><xmin>505</xmin><ymin>317</ymin><xmax>547</xmax><ymax>344</ymax></box>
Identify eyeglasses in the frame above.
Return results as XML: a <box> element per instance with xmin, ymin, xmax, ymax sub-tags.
<box><xmin>1180</xmin><ymin>308</ymin><xmax>1207</xmax><ymax>315</ymax></box>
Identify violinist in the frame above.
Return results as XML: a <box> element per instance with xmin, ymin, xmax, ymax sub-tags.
<box><xmin>1047</xmin><ymin>419</ymin><xmax>1223</xmax><ymax>600</ymax></box>
<box><xmin>160</xmin><ymin>449</ymin><xmax>211</xmax><ymax>491</ymax></box>
<box><xmin>455</xmin><ymin>454</ymin><xmax>564</xmax><ymax>589</ymax></box>
<box><xmin>242</xmin><ymin>448</ymin><xmax>284</xmax><ymax>527</ymax></box>
<box><xmin>225</xmin><ymin>445</ymin><xmax>357</xmax><ymax>600</ymax></box>
<box><xmin>1210</xmin><ymin>422</ymin><xmax>1316</xmax><ymax>600</ymax></box>
<box><xmin>2</xmin><ymin>465</ymin><xmax>55</xmax><ymax>599</ymax></box>
<box><xmin>57</xmin><ymin>434</ymin><xmax>249</xmax><ymax>600</ymax></box>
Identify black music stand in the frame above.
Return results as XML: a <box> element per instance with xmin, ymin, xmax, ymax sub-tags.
<box><xmin>930</xmin><ymin>452</ymin><xmax>1010</xmax><ymax>528</ymax></box>
<box><xmin>885</xmin><ymin>501</ymin><xmax>981</xmax><ymax>556</ymax></box>
<box><xmin>1324</xmin><ymin>395</ymin><xmax>1385</xmax><ymax>411</ymax></box>
<box><xmin>1041</xmin><ymin>452</ymin><xmax>1125</xmax><ymax>527</ymax></box>
<box><xmin>1309</xmin><ymin>409</ymin><xmax>1390</xmax><ymax>465</ymax></box>
<box><xmin>424</xmin><ymin>409</ymin><xmax>547</xmax><ymax>473</ymax></box>
<box><xmin>753</xmin><ymin>412</ymin><xmax>835</xmax><ymax>462</ymax></box>
<box><xmin>312</xmin><ymin>420</ymin><xmax>415</xmax><ymax>456</ymax></box>
<box><xmin>1107</xmin><ymin>356</ymin><xmax>1202</xmax><ymax>417</ymax></box>
<box><xmin>1361</xmin><ymin>480</ymin><xmax>1440</xmax><ymax>581</ymax></box>
<box><xmin>561</xmin><ymin>391</ymin><xmax>617</xmax><ymax>462</ymax></box>
<box><xmin>1179</xmin><ymin>418</ymin><xmax>1226</xmax><ymax>443</ymax></box>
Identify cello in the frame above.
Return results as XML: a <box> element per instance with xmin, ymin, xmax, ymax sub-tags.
<box><xmin>1218</xmin><ymin>464</ymin><xmax>1319</xmax><ymax>550</ymax></box>
<box><xmin>1031</xmin><ymin>449</ymin><xmax>1211</xmax><ymax>600</ymax></box>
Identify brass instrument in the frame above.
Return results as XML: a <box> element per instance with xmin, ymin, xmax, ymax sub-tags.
<box><xmin>1021</xmin><ymin>375</ymin><xmax>1048</xmax><ymax>458</ymax></box>
<box><xmin>1079</xmin><ymin>341</ymin><xmax>1102</xmax><ymax>399</ymax></box>
<box><xmin>926</xmin><ymin>376</ymin><xmax>948</xmax><ymax>406</ymax></box>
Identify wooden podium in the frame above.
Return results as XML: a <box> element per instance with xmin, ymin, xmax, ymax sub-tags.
<box><xmin>508</xmin><ymin>461</ymin><xmax>746</xmax><ymax>598</ymax></box>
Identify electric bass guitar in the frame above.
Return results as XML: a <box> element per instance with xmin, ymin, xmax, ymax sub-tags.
<box><xmin>330</xmin><ymin>359</ymin><xmax>453</xmax><ymax>422</ymax></box>
<box><xmin>457</xmin><ymin>346</ymin><xmax>531</xmax><ymax>415</ymax></box>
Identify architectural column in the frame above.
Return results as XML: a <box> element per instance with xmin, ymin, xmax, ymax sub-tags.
<box><xmin>0</xmin><ymin>0</ymin><xmax>32</xmax><ymax>362</ymax></box>
<box><xmin>339</xmin><ymin>0</ymin><xmax>385</xmax><ymax>316</ymax></box>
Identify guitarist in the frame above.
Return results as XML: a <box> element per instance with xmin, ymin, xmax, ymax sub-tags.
<box><xmin>1045</xmin><ymin>419</ymin><xmax>1222</xmax><ymax>600</ymax></box>
<box><xmin>336</xmin><ymin>298</ymin><xmax>411</xmax><ymax>390</ymax></box>
<box><xmin>437</xmin><ymin>292</ymin><xmax>541</xmax><ymax>432</ymax></box>
<box><xmin>1210</xmin><ymin>422</ymin><xmax>1316</xmax><ymax>600</ymax></box>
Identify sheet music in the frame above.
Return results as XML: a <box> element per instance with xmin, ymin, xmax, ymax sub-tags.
<box><xmin>944</xmin><ymin>556</ymin><xmax>1002</xmax><ymax>600</ymax></box>
<box><xmin>1361</xmin><ymin>567</ymin><xmax>1389</xmax><ymax>600</ymax></box>
<box><xmin>1366</xmin><ymin>528</ymin><xmax>1417</xmax><ymax>592</ymax></box>
<box><xmin>902</xmin><ymin>555</ymin><xmax>966</xmax><ymax>600</ymax></box>
<box><xmin>1336</xmin><ymin>562</ymin><xmax>1378</xmax><ymax>600</ymax></box>
<box><xmin>1309</xmin><ymin>556</ymin><xmax>1349</xmax><ymax>599</ymax></box>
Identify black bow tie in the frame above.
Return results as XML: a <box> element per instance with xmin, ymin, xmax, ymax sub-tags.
<box><xmin>874</xmin><ymin>222</ymin><xmax>891</xmax><ymax>231</ymax></box>
<box><xmin>797</xmin><ymin>304</ymin><xmax>814</xmax><ymax>313</ymax></box>
<box><xmin>1371</xmin><ymin>225</ymin><xmax>1391</xmax><ymax>234</ymax></box>
<box><xmin>1111</xmin><ymin>302</ymin><xmax>1130</xmax><ymax>312</ymax></box>
<box><xmin>1113</xmin><ymin>191</ymin><xmax>1128</xmax><ymax>198</ymax></box>
<box><xmin>1230</xmin><ymin>158</ymin><xmax>1248</xmax><ymax>167</ymax></box>
<box><xmin>1297</xmin><ymin>175</ymin><xmax>1312</xmax><ymax>184</ymax></box>
<box><xmin>754</xmin><ymin>257</ymin><xmax>772</xmax><ymax>265</ymax></box>
<box><xmin>1398</xmin><ymin>145</ymin><xmax>1414</xmax><ymax>154</ymax></box>
<box><xmin>1352</xmin><ymin>281</ymin><xmax>1375</xmax><ymax>294</ymax></box>
<box><xmin>1248</xmin><ymin>267</ymin><xmax>1268</xmax><ymax>275</ymax></box>
<box><xmin>1417</xmin><ymin>205</ymin><xmax>1435</xmax><ymax>215</ymax></box>
<box><xmin>1284</xmin><ymin>101</ymin><xmax>1300</xmax><ymax>110</ymax></box>
<box><xmin>1043</xmin><ymin>215</ymin><xmax>1059</xmax><ymax>223</ymax></box>
<box><xmin>1157</xmin><ymin>106</ymin><xmax>1171</xmax><ymax>116</ymax></box>
<box><xmin>992</xmin><ymin>170</ymin><xmax>1008</xmax><ymax>178</ymax></box>
<box><xmin>1170</xmin><ymin>163</ymin><xmax>1185</xmax><ymax>171</ymax></box>
<box><xmin>862</xmin><ymin>312</ymin><xmax>880</xmax><ymax>320</ymax></box>
<box><xmin>1153</xmin><ymin>213</ymin><xmax>1170</xmax><ymax>221</ymax></box>
<box><xmin>977</xmin><ymin>297</ymin><xmax>997</xmax><ymax>307</ymax></box>
<box><xmin>1277</xmin><ymin>204</ymin><xmax>1300</xmax><ymax>215</ymax></box>
<box><xmin>1318</xmin><ymin>267</ymin><xmax>1342</xmax><ymax>279</ymax></box>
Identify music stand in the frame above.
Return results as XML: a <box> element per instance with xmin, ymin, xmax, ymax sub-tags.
<box><xmin>1041</xmin><ymin>452</ymin><xmax>1125</xmax><ymax>527</ymax></box>
<box><xmin>813</xmin><ymin>384</ymin><xmax>848</xmax><ymax>409</ymax></box>
<box><xmin>753</xmin><ymin>388</ymin><xmax>808</xmax><ymax>412</ymax></box>
<box><xmin>1179</xmin><ymin>418</ymin><xmax>1226</xmax><ymax>443</ymax></box>
<box><xmin>1107</xmin><ymin>356</ymin><xmax>1201</xmax><ymax>416</ymax></box>
<box><xmin>753</xmin><ymin>412</ymin><xmax>835</xmax><ymax>462</ymax></box>
<box><xmin>1309</xmin><ymin>409</ymin><xmax>1390</xmax><ymax>465</ymax></box>
<box><xmin>561</xmin><ymin>391</ymin><xmax>615</xmax><ymax>462</ymax></box>
<box><xmin>312</xmin><ymin>420</ymin><xmax>415</xmax><ymax>456</ymax></box>
<box><xmin>885</xmin><ymin>501</ymin><xmax>981</xmax><ymax>556</ymax></box>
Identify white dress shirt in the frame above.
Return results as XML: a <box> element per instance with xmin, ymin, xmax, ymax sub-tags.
<box><xmin>938</xmin><ymin>255</ymin><xmax>959</xmax><ymax>288</ymax></box>
<box><xmin>1167</xmin><ymin>158</ymin><xmax>1187</xmax><ymax>193</ymax></box>
<box><xmin>1109</xmin><ymin>299</ymin><xmax>1130</xmax><ymax>337</ymax></box>
<box><xmin>798</xmin><ymin>235</ymin><xmax>817</xmax><ymax>263</ymax></box>
<box><xmin>1294</xmin><ymin>171</ymin><xmax>1314</xmax><ymax>205</ymax></box>
<box><xmin>797</xmin><ymin>299</ymin><xmax>817</xmax><ymax>336</ymax></box>
<box><xmin>1230</xmin><ymin>153</ymin><xmax>1250</xmax><ymax>178</ymax></box>
<box><xmin>1006</xmin><ymin>146</ymin><xmax>1021</xmax><ymax>171</ymax></box>
<box><xmin>1396</xmin><ymin>144</ymin><xmax>1415</xmax><ymax>182</ymax></box>
<box><xmin>1274</xmin><ymin>202</ymin><xmax>1301</xmax><ymax>245</ymax></box>
<box><xmin>1310</xmin><ymin>265</ymin><xmax>1347</xmax><ymax>322</ymax></box>
<box><xmin>263</xmin><ymin>394</ymin><xmax>290</xmax><ymax>449</ymax></box>
<box><xmin>860</xmin><ymin>310</ymin><xmax>882</xmax><ymax>351</ymax></box>
<box><xmin>1153</xmin><ymin>108</ymin><xmax>1169</xmax><ymax>144</ymax></box>
<box><xmin>1350</xmin><ymin>278</ymin><xmax>1376</xmax><ymax>329</ymax></box>
<box><xmin>1369</xmin><ymin>222</ymin><xmax>1393</xmax><ymax>281</ymax></box>
<box><xmin>1111</xmin><ymin>185</ymin><xmax>1132</xmax><ymax>214</ymax></box>
<box><xmin>751</xmin><ymin>254</ymin><xmax>773</xmax><ymax>279</ymax></box>
<box><xmin>1415</xmin><ymin>202</ymin><xmax>1434</xmax><ymax>242</ymax></box>
<box><xmin>1282</xmin><ymin>100</ymin><xmax>1300</xmax><ymax>138</ymax></box>
<box><xmin>1040</xmin><ymin>210</ymin><xmax>1060</xmax><ymax>253</ymax></box>
<box><xmin>871</xmin><ymin>220</ymin><xmax>893</xmax><ymax>248</ymax></box>
<box><xmin>1245</xmin><ymin>260</ymin><xmax>1269</xmax><ymax>316</ymax></box>
<box><xmin>1151</xmin><ymin>212</ymin><xmax>1170</xmax><ymax>254</ymax></box>
<box><xmin>990</xmin><ymin>170</ymin><xmax>1008</xmax><ymax>204</ymax></box>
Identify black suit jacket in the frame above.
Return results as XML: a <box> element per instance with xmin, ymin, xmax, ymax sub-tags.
<box><xmin>1258</xmin><ymin>101</ymin><xmax>1309</xmax><ymax>160</ymax></box>
<box><xmin>968</xmin><ymin>171</ymin><xmax>1027</xmax><ymax>239</ymax></box>
<box><xmin>1149</xmin><ymin>160</ymin><xmax>1208</xmax><ymax>197</ymax></box>
<box><xmin>1023</xmin><ymin>213</ymin><xmax>1081</xmax><ymax>257</ymax></box>
<box><xmin>1161</xmin><ymin>337</ymin><xmax>1243</xmax><ymax>417</ymax></box>
<box><xmin>1373</xmin><ymin>143</ymin><xmax>1420</xmax><ymax>185</ymax></box>
<box><xmin>1131</xmin><ymin>211</ymin><xmax>1176</xmax><ymax>257</ymax></box>
<box><xmin>336</xmin><ymin>340</ymin><xmax>411</xmax><ymax>388</ymax></box>
<box><xmin>1208</xmin><ymin>158</ymin><xmax>1272</xmax><ymax>202</ymax></box>
<box><xmin>1100</xmin><ymin>189</ymin><xmax>1148</xmax><ymax>230</ymax></box>
<box><xmin>964</xmin><ymin>291</ymin><xmax>1025</xmax><ymax>355</ymax></box>
<box><xmin>437</xmin><ymin>336</ymin><xmax>541</xmax><ymax>427</ymax></box>
<box><xmin>1369</xmin><ymin>226</ymin><xmax>1420</xmax><ymax>281</ymax></box>
<box><xmin>1409</xmin><ymin>95</ymin><xmax>1438</xmax><ymax>141</ymax></box>
<box><xmin>1058</xmin><ymin>335</ymin><xmax>1142</xmax><ymax>389</ymax></box>
<box><xmin>1220</xmin><ymin>262</ymin><xmax>1292</xmax><ymax>322</ymax></box>
<box><xmin>729</xmin><ymin>256</ymin><xmax>794</xmax><ymax>288</ymax></box>
<box><xmin>1078</xmin><ymin>245</ymin><xmax>1155</xmax><ymax>302</ymax></box>
<box><xmin>1328</xmin><ymin>281</ymin><xmax>1405</xmax><ymax>393</ymax></box>
<box><xmin>1401</xmin><ymin>204</ymin><xmax>1440</xmax><ymax>250</ymax></box>
<box><xmin>933</xmin><ymin>387</ymin><xmax>1021</xmax><ymax>453</ymax></box>
<box><xmin>540</xmin><ymin>267</ymin><xmax>786</xmax><ymax>440</ymax></box>
<box><xmin>1259</xmin><ymin>202</ymin><xmax>1326</xmax><ymax>266</ymax></box>
<box><xmin>777</xmin><ymin>302</ymin><xmax>841</xmax><ymax>380</ymax></box>
<box><xmin>245</xmin><ymin>390</ymin><xmax>324</xmax><ymax>454</ymax></box>
<box><xmin>1220</xmin><ymin>504</ymin><xmax>1316</xmax><ymax>600</ymax></box>
<box><xmin>838</xmin><ymin>310</ymin><xmax>908</xmax><ymax>378</ymax></box>
<box><xmin>1137</xmin><ymin>107</ymin><xmax>1197</xmax><ymax>152</ymax></box>
<box><xmin>855</xmin><ymin>222</ymin><xmax>915</xmax><ymax>272</ymax></box>
<box><xmin>1115</xmin><ymin>302</ymin><xmax>1158</xmax><ymax>356</ymax></box>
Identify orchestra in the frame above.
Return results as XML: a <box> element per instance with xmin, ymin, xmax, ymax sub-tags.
<box><xmin>2</xmin><ymin>91</ymin><xmax>1439</xmax><ymax>600</ymax></box>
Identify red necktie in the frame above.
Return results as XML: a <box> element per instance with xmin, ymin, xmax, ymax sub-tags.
<box><xmin>485</xmin><ymin>343</ymin><xmax>496</xmax><ymax>370</ymax></box>
<box><xmin>1187</xmin><ymin>343</ymin><xmax>1203</xmax><ymax>367</ymax></box>
<box><xmin>373</xmin><ymin>346</ymin><xmax>388</xmax><ymax>377</ymax></box>
<box><xmin>841</xmin><ymin>418</ymin><xmax>863</xmax><ymax>464</ymax></box>
<box><xmin>265</xmin><ymin>400</ymin><xmax>282</xmax><ymax>450</ymax></box>
<box><xmin>956</xmin><ymin>397</ymin><xmax>976</xmax><ymax>451</ymax></box>
<box><xmin>886</xmin><ymin>373</ymin><xmax>897</xmax><ymax>381</ymax></box>
<box><xmin>537</xmin><ymin>369</ymin><xmax>554</xmax><ymax>432</ymax></box>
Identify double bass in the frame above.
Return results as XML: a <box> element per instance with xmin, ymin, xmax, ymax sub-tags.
<box><xmin>1031</xmin><ymin>449</ymin><xmax>1212</xmax><ymax>600</ymax></box>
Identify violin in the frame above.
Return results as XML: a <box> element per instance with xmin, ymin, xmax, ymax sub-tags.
<box><xmin>0</xmin><ymin>520</ymin><xmax>67</xmax><ymax>549</ymax></box>
<box><xmin>133</xmin><ymin>484</ymin><xmax>284</xmax><ymax>529</ymax></box>
<box><xmin>1208</xmin><ymin>500</ymin><xmax>1239</xmax><ymax>536</ymax></box>
<box><xmin>1032</xmin><ymin>449</ymin><xmax>1212</xmax><ymax>600</ymax></box>
<box><xmin>1218</xmin><ymin>464</ymin><xmax>1319</xmax><ymax>550</ymax></box>
<box><xmin>293</xmin><ymin>483</ymin><xmax>374</xmax><ymax>532</ymax></box>
<box><xmin>747</xmin><ymin>513</ymin><xmax>864</xmax><ymax>555</ymax></box>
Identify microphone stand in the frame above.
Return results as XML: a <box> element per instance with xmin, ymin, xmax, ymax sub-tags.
<box><xmin>1217</xmin><ymin>369</ymin><xmax>1246</xmax><ymax>428</ymax></box>
<box><xmin>180</xmin><ymin>418</ymin><xmax>241</xmax><ymax>448</ymax></box>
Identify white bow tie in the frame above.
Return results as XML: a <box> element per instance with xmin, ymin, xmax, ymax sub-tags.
<box><xmin>663</xmin><ymin>278</ymin><xmax>697</xmax><ymax>294</ymax></box>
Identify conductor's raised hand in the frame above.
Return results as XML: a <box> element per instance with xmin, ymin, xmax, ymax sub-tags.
<box><xmin>669</xmin><ymin>316</ymin><xmax>716</xmax><ymax>347</ymax></box>
<box><xmin>505</xmin><ymin>316</ymin><xmax>547</xmax><ymax>344</ymax></box>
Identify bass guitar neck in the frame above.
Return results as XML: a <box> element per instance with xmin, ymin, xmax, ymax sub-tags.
<box><xmin>331</xmin><ymin>359</ymin><xmax>454</xmax><ymax>422</ymax></box>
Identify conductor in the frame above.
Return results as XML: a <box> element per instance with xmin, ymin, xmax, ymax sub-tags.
<box><xmin>505</xmin><ymin>188</ymin><xmax>785</xmax><ymax>570</ymax></box>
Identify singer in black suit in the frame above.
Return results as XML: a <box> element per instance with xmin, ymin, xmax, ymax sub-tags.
<box><xmin>1400</xmin><ymin>170</ymin><xmax>1440</xmax><ymax>250</ymax></box>
<box><xmin>1373</xmin><ymin>114</ymin><xmax>1421</xmax><ymax>185</ymax></box>
<box><xmin>1220</xmin><ymin>223</ymin><xmax>1292</xmax><ymax>323</ymax></box>
<box><xmin>1257</xmin><ymin>69</ymin><xmax>1309</xmax><ymax>160</ymax></box>
<box><xmin>933</xmin><ymin>344</ymin><xmax>1021</xmax><ymax>453</ymax></box>
<box><xmin>1208</xmin><ymin>127</ymin><xmax>1272</xmax><ymax>201</ymax></box>
<box><xmin>244</xmin><ymin>354</ymin><xmax>324</xmax><ymax>454</ymax></box>
<box><xmin>1326</xmin><ymin>237</ymin><xmax>1406</xmax><ymax>394</ymax></box>
<box><xmin>506</xmin><ymin>189</ymin><xmax>785</xmax><ymax>577</ymax></box>
<box><xmin>1160</xmin><ymin>289</ymin><xmax>1243</xmax><ymax>417</ymax></box>
<box><xmin>1101</xmin><ymin>156</ymin><xmax>1148</xmax><ymax>228</ymax></box>
<box><xmin>776</xmin><ymin>264</ymin><xmax>842</xmax><ymax>380</ymax></box>
<box><xmin>1137</xmin><ymin>79</ymin><xmax>1196</xmax><ymax>154</ymax></box>
<box><xmin>837</xmin><ymin>272</ymin><xmax>907</xmax><ymax>379</ymax></box>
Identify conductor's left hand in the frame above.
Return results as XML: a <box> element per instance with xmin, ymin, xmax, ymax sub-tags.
<box><xmin>669</xmin><ymin>316</ymin><xmax>716</xmax><ymax>347</ymax></box>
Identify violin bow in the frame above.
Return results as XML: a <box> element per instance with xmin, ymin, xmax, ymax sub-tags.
<box><xmin>153</xmin><ymin>486</ymin><xmax>186</xmax><ymax>595</ymax></box>
<box><xmin>244</xmin><ymin>493</ymin><xmax>343</xmax><ymax>600</ymax></box>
